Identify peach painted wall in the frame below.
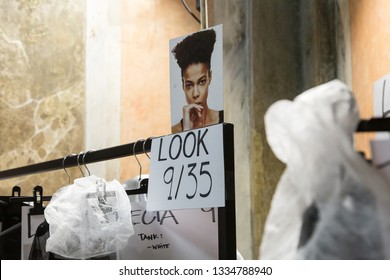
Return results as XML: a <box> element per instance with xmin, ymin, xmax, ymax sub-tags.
<box><xmin>350</xmin><ymin>0</ymin><xmax>390</xmax><ymax>156</ymax></box>
<box><xmin>120</xmin><ymin>0</ymin><xmax>199</xmax><ymax>181</ymax></box>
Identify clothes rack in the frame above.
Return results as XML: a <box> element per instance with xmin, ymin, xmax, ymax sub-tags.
<box><xmin>0</xmin><ymin>137</ymin><xmax>154</xmax><ymax>202</ymax></box>
<box><xmin>0</xmin><ymin>118</ymin><xmax>387</xmax><ymax>182</ymax></box>
<box><xmin>0</xmin><ymin>123</ymin><xmax>237</xmax><ymax>260</ymax></box>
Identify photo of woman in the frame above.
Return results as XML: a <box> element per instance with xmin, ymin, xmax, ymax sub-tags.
<box><xmin>170</xmin><ymin>25</ymin><xmax>223</xmax><ymax>133</ymax></box>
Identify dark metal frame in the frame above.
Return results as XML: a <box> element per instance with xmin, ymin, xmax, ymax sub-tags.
<box><xmin>0</xmin><ymin>138</ymin><xmax>153</xmax><ymax>181</ymax></box>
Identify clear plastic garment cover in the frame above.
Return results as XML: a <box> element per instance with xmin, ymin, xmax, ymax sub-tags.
<box><xmin>261</xmin><ymin>80</ymin><xmax>390</xmax><ymax>260</ymax></box>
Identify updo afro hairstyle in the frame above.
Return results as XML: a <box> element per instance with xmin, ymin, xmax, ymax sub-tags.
<box><xmin>172</xmin><ymin>29</ymin><xmax>216</xmax><ymax>75</ymax></box>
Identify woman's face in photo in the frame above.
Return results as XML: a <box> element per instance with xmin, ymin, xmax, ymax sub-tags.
<box><xmin>182</xmin><ymin>63</ymin><xmax>212</xmax><ymax>106</ymax></box>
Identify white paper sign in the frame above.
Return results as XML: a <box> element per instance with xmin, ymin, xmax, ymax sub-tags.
<box><xmin>21</xmin><ymin>206</ymin><xmax>45</xmax><ymax>260</ymax></box>
<box><xmin>147</xmin><ymin>124</ymin><xmax>225</xmax><ymax>211</ymax></box>
<box><xmin>374</xmin><ymin>73</ymin><xmax>390</xmax><ymax>118</ymax></box>
<box><xmin>374</xmin><ymin>73</ymin><xmax>390</xmax><ymax>140</ymax></box>
<box><xmin>117</xmin><ymin>201</ymin><xmax>218</xmax><ymax>260</ymax></box>
<box><xmin>371</xmin><ymin>139</ymin><xmax>390</xmax><ymax>181</ymax></box>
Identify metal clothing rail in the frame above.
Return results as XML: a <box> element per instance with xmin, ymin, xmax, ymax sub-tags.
<box><xmin>356</xmin><ymin>118</ymin><xmax>390</xmax><ymax>132</ymax></box>
<box><xmin>0</xmin><ymin>138</ymin><xmax>153</xmax><ymax>181</ymax></box>
<box><xmin>0</xmin><ymin>119</ymin><xmax>389</xmax><ymax>181</ymax></box>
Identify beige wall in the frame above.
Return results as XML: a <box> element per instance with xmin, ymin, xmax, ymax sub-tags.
<box><xmin>0</xmin><ymin>0</ymin><xmax>85</xmax><ymax>195</ymax></box>
<box><xmin>120</xmin><ymin>0</ymin><xmax>199</xmax><ymax>181</ymax></box>
<box><xmin>350</xmin><ymin>0</ymin><xmax>390</xmax><ymax>156</ymax></box>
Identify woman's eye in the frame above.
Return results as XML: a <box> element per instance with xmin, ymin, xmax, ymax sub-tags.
<box><xmin>199</xmin><ymin>80</ymin><xmax>206</xmax><ymax>85</ymax></box>
<box><xmin>186</xmin><ymin>84</ymin><xmax>193</xmax><ymax>89</ymax></box>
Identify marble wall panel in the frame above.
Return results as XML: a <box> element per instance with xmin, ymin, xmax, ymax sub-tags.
<box><xmin>0</xmin><ymin>0</ymin><xmax>85</xmax><ymax>195</ymax></box>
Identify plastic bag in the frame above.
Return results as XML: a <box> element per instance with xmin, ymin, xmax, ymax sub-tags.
<box><xmin>260</xmin><ymin>79</ymin><xmax>390</xmax><ymax>259</ymax></box>
<box><xmin>44</xmin><ymin>175</ymin><xmax>134</xmax><ymax>259</ymax></box>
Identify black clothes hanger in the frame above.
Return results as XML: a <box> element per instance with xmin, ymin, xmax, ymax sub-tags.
<box><xmin>29</xmin><ymin>186</ymin><xmax>44</xmax><ymax>215</ymax></box>
<box><xmin>0</xmin><ymin>185</ymin><xmax>27</xmax><ymax>259</ymax></box>
<box><xmin>6</xmin><ymin>185</ymin><xmax>49</xmax><ymax>238</ymax></box>
<box><xmin>125</xmin><ymin>180</ymin><xmax>148</xmax><ymax>196</ymax></box>
<box><xmin>122</xmin><ymin>139</ymin><xmax>150</xmax><ymax>196</ymax></box>
<box><xmin>0</xmin><ymin>186</ymin><xmax>21</xmax><ymax>221</ymax></box>
<box><xmin>28</xmin><ymin>186</ymin><xmax>45</xmax><ymax>238</ymax></box>
<box><xmin>12</xmin><ymin>186</ymin><xmax>21</xmax><ymax>197</ymax></box>
<box><xmin>0</xmin><ymin>186</ymin><xmax>25</xmax><ymax>229</ymax></box>
<box><xmin>0</xmin><ymin>186</ymin><xmax>23</xmax><ymax>240</ymax></box>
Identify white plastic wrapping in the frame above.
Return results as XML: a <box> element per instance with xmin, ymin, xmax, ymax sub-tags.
<box><xmin>260</xmin><ymin>79</ymin><xmax>390</xmax><ymax>259</ymax></box>
<box><xmin>44</xmin><ymin>175</ymin><xmax>134</xmax><ymax>259</ymax></box>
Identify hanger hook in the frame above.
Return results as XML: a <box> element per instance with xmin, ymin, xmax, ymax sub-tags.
<box><xmin>143</xmin><ymin>137</ymin><xmax>153</xmax><ymax>159</ymax></box>
<box><xmin>62</xmin><ymin>153</ymin><xmax>76</xmax><ymax>184</ymax></box>
<box><xmin>77</xmin><ymin>152</ymin><xmax>85</xmax><ymax>177</ymax></box>
<box><xmin>82</xmin><ymin>150</ymin><xmax>95</xmax><ymax>176</ymax></box>
<box><xmin>133</xmin><ymin>139</ymin><xmax>144</xmax><ymax>181</ymax></box>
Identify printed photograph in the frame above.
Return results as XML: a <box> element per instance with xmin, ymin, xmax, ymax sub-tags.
<box><xmin>170</xmin><ymin>25</ymin><xmax>223</xmax><ymax>133</ymax></box>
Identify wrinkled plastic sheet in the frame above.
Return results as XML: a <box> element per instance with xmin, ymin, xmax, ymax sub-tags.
<box><xmin>45</xmin><ymin>175</ymin><xmax>134</xmax><ymax>259</ymax></box>
<box><xmin>260</xmin><ymin>80</ymin><xmax>390</xmax><ymax>260</ymax></box>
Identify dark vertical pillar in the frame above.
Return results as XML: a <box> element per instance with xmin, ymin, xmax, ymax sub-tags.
<box><xmin>250</xmin><ymin>0</ymin><xmax>302</xmax><ymax>259</ymax></box>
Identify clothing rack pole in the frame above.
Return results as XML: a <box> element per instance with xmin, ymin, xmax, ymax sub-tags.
<box><xmin>0</xmin><ymin>118</ymin><xmax>388</xmax><ymax>181</ymax></box>
<box><xmin>0</xmin><ymin>138</ymin><xmax>153</xmax><ymax>181</ymax></box>
<box><xmin>356</xmin><ymin>118</ymin><xmax>390</xmax><ymax>132</ymax></box>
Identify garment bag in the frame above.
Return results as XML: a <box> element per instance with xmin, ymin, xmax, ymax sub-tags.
<box><xmin>261</xmin><ymin>80</ymin><xmax>390</xmax><ymax>259</ymax></box>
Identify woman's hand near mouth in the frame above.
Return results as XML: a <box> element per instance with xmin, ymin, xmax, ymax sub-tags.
<box><xmin>182</xmin><ymin>103</ymin><xmax>204</xmax><ymax>130</ymax></box>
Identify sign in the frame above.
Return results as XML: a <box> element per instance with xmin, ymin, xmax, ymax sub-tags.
<box><xmin>21</xmin><ymin>206</ymin><xmax>45</xmax><ymax>260</ymax></box>
<box><xmin>374</xmin><ymin>73</ymin><xmax>390</xmax><ymax>140</ymax></box>
<box><xmin>371</xmin><ymin>139</ymin><xmax>390</xmax><ymax>181</ymax></box>
<box><xmin>147</xmin><ymin>124</ymin><xmax>225</xmax><ymax>211</ymax></box>
<box><xmin>117</xmin><ymin>201</ymin><xmax>218</xmax><ymax>260</ymax></box>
